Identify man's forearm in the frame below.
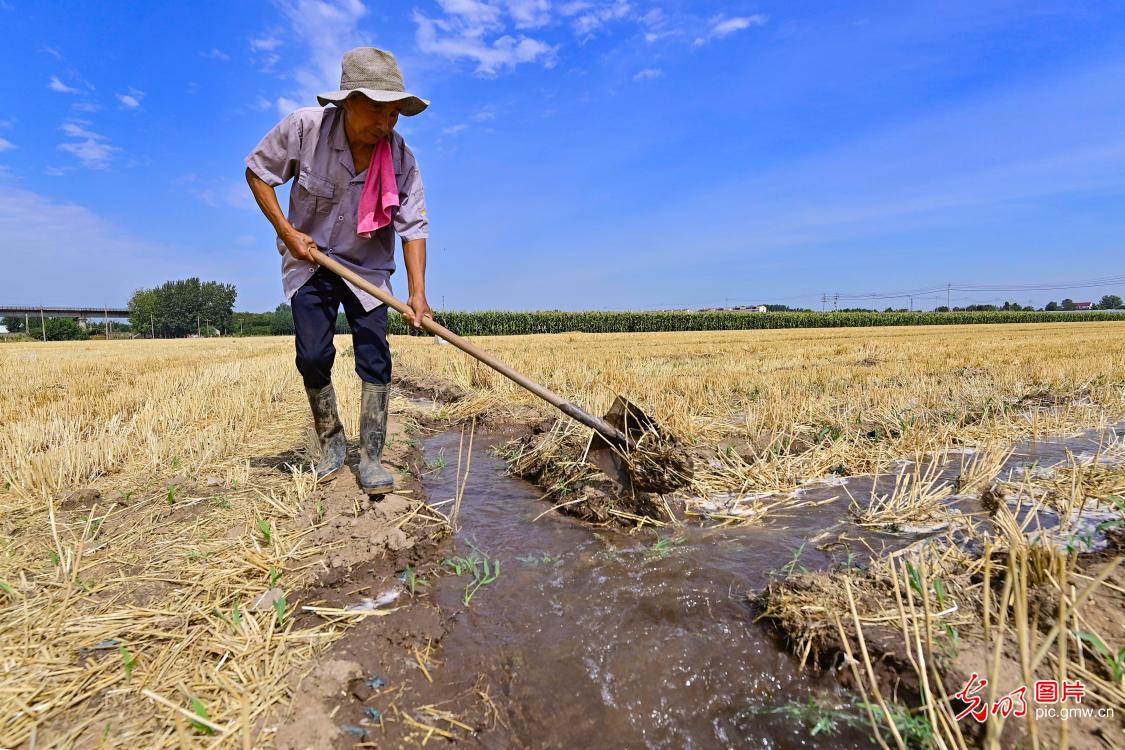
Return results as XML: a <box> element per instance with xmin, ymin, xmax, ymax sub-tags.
<box><xmin>403</xmin><ymin>239</ymin><xmax>427</xmax><ymax>297</ymax></box>
<box><xmin>245</xmin><ymin>167</ymin><xmax>293</xmax><ymax>239</ymax></box>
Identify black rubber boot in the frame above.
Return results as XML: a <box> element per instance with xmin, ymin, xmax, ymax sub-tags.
<box><xmin>358</xmin><ymin>381</ymin><xmax>395</xmax><ymax>495</ymax></box>
<box><xmin>305</xmin><ymin>383</ymin><xmax>346</xmax><ymax>482</ymax></box>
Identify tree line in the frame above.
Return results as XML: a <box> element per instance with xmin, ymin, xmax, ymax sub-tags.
<box><xmin>128</xmin><ymin>278</ymin><xmax>237</xmax><ymax>338</ymax></box>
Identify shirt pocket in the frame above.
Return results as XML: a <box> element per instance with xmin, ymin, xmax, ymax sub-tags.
<box><xmin>297</xmin><ymin>168</ymin><xmax>336</xmax><ymax>216</ymax></box>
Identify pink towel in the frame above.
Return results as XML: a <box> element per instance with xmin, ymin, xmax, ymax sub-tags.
<box><xmin>356</xmin><ymin>138</ymin><xmax>399</xmax><ymax>238</ymax></box>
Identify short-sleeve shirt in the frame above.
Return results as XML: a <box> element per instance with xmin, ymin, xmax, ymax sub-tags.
<box><xmin>245</xmin><ymin>106</ymin><xmax>428</xmax><ymax>311</ymax></box>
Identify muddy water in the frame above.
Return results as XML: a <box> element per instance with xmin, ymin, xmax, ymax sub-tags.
<box><xmin>420</xmin><ymin>422</ymin><xmax>1123</xmax><ymax>748</ymax></box>
<box><xmin>423</xmin><ymin>432</ymin><xmax>876</xmax><ymax>749</ymax></box>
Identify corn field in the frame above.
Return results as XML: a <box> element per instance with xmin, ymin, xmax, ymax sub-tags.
<box><xmin>387</xmin><ymin>309</ymin><xmax>1124</xmax><ymax>336</ymax></box>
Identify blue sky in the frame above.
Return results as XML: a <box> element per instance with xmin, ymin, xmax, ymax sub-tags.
<box><xmin>1</xmin><ymin>0</ymin><xmax>1124</xmax><ymax>312</ymax></box>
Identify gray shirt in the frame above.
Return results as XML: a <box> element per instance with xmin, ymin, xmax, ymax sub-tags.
<box><xmin>245</xmin><ymin>106</ymin><xmax>429</xmax><ymax>311</ymax></box>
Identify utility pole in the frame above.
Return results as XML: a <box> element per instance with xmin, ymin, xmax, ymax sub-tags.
<box><xmin>833</xmin><ymin>294</ymin><xmax>839</xmax><ymax>312</ymax></box>
<box><xmin>105</xmin><ymin>307</ymin><xmax>109</xmax><ymax>340</ymax></box>
<box><xmin>821</xmin><ymin>293</ymin><xmax>826</xmax><ymax>312</ymax></box>
<box><xmin>40</xmin><ymin>308</ymin><xmax>46</xmax><ymax>342</ymax></box>
<box><xmin>946</xmin><ymin>283</ymin><xmax>951</xmax><ymax>310</ymax></box>
<box><xmin>197</xmin><ymin>313</ymin><xmax>201</xmax><ymax>337</ymax></box>
<box><xmin>150</xmin><ymin>313</ymin><xmax>155</xmax><ymax>339</ymax></box>
<box><xmin>24</xmin><ymin>313</ymin><xmax>29</xmax><ymax>333</ymax></box>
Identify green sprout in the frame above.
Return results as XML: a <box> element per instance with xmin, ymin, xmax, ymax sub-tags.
<box><xmin>190</xmin><ymin>696</ymin><xmax>214</xmax><ymax>735</ymax></box>
<box><xmin>444</xmin><ymin>542</ymin><xmax>501</xmax><ymax>605</ymax></box>
<box><xmin>118</xmin><ymin>645</ymin><xmax>136</xmax><ymax>680</ymax></box>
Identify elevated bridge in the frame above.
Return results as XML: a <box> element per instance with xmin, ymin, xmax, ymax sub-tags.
<box><xmin>0</xmin><ymin>305</ymin><xmax>130</xmax><ymax>330</ymax></box>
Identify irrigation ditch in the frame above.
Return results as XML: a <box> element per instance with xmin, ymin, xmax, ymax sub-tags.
<box><xmin>275</xmin><ymin>373</ymin><xmax>1124</xmax><ymax>748</ymax></box>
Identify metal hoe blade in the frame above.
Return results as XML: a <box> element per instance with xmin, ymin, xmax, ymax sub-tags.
<box><xmin>585</xmin><ymin>395</ymin><xmax>679</xmax><ymax>495</ymax></box>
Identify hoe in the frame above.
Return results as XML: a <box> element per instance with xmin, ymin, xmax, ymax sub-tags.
<box><xmin>312</xmin><ymin>249</ymin><xmax>693</xmax><ymax>496</ymax></box>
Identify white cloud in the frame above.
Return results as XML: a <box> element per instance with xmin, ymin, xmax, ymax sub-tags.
<box><xmin>250</xmin><ymin>36</ymin><xmax>282</xmax><ymax>51</ymax></box>
<box><xmin>0</xmin><ymin>137</ymin><xmax>16</xmax><ymax>152</ymax></box>
<box><xmin>60</xmin><ymin>120</ymin><xmax>105</xmax><ymax>140</ymax></box>
<box><xmin>250</xmin><ymin>33</ymin><xmax>283</xmax><ymax>71</ymax></box>
<box><xmin>504</xmin><ymin>0</ymin><xmax>551</xmax><ymax>28</ymax></box>
<box><xmin>694</xmin><ymin>13</ymin><xmax>767</xmax><ymax>46</ymax></box>
<box><xmin>633</xmin><ymin>67</ymin><xmax>661</xmax><ymax>81</ymax></box>
<box><xmin>58</xmin><ymin>121</ymin><xmax>119</xmax><ymax>168</ymax></box>
<box><xmin>564</xmin><ymin>0</ymin><xmax>631</xmax><ymax>38</ymax></box>
<box><xmin>45</xmin><ymin>166</ymin><xmax>69</xmax><ymax>177</ymax></box>
<box><xmin>41</xmin><ymin>46</ymin><xmax>63</xmax><ymax>59</ymax></box>
<box><xmin>270</xmin><ymin>0</ymin><xmax>370</xmax><ymax>114</ymax></box>
<box><xmin>713</xmin><ymin>14</ymin><xmax>765</xmax><ymax>37</ymax></box>
<box><xmin>116</xmin><ymin>88</ymin><xmax>145</xmax><ymax>109</ymax></box>
<box><xmin>202</xmin><ymin>48</ymin><xmax>231</xmax><ymax>61</ymax></box>
<box><xmin>413</xmin><ymin>5</ymin><xmax>557</xmax><ymax>76</ymax></box>
<box><xmin>413</xmin><ymin>0</ymin><xmax>642</xmax><ymax>72</ymax></box>
<box><xmin>49</xmin><ymin>75</ymin><xmax>79</xmax><ymax>94</ymax></box>
<box><xmin>442</xmin><ymin>123</ymin><xmax>469</xmax><ymax>135</ymax></box>
<box><xmin>59</xmin><ymin>139</ymin><xmax>120</xmax><ymax>169</ymax></box>
<box><xmin>472</xmin><ymin>109</ymin><xmax>495</xmax><ymax>121</ymax></box>
<box><xmin>72</xmin><ymin>101</ymin><xmax>102</xmax><ymax>113</ymax></box>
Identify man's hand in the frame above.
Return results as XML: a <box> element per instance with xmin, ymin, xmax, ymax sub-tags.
<box><xmin>281</xmin><ymin>227</ymin><xmax>319</xmax><ymax>263</ymax></box>
<box><xmin>404</xmin><ymin>293</ymin><xmax>433</xmax><ymax>330</ymax></box>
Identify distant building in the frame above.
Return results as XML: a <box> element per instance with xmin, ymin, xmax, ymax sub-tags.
<box><xmin>1074</xmin><ymin>302</ymin><xmax>1094</xmax><ymax>310</ymax></box>
<box><xmin>695</xmin><ymin>305</ymin><xmax>769</xmax><ymax>313</ymax></box>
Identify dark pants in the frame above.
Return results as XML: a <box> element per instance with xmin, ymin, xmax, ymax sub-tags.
<box><xmin>292</xmin><ymin>267</ymin><xmax>391</xmax><ymax>389</ymax></box>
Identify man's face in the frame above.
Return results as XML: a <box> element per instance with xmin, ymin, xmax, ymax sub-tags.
<box><xmin>342</xmin><ymin>95</ymin><xmax>401</xmax><ymax>145</ymax></box>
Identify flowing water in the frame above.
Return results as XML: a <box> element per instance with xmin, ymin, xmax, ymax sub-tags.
<box><xmin>420</xmin><ymin>422</ymin><xmax>1123</xmax><ymax>748</ymax></box>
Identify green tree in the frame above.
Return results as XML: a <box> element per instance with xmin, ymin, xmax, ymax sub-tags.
<box><xmin>44</xmin><ymin>318</ymin><xmax>85</xmax><ymax>341</ymax></box>
<box><xmin>1096</xmin><ymin>294</ymin><xmax>1123</xmax><ymax>310</ymax></box>
<box><xmin>270</xmin><ymin>303</ymin><xmax>294</xmax><ymax>335</ymax></box>
<box><xmin>200</xmin><ymin>281</ymin><xmax>237</xmax><ymax>334</ymax></box>
<box><xmin>128</xmin><ymin>278</ymin><xmax>239</xmax><ymax>337</ymax></box>
<box><xmin>1060</xmin><ymin>298</ymin><xmax>1076</xmax><ymax>311</ymax></box>
<box><xmin>1</xmin><ymin>315</ymin><xmax>26</xmax><ymax>333</ymax></box>
<box><xmin>1044</xmin><ymin>301</ymin><xmax>1059</xmax><ymax>311</ymax></box>
<box><xmin>128</xmin><ymin>289</ymin><xmax>159</xmax><ymax>336</ymax></box>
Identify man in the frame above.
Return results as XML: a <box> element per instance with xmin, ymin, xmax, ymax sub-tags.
<box><xmin>245</xmin><ymin>47</ymin><xmax>432</xmax><ymax>495</ymax></box>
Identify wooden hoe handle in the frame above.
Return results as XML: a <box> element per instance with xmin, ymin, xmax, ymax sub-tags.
<box><xmin>310</xmin><ymin>249</ymin><xmax>626</xmax><ymax>444</ymax></box>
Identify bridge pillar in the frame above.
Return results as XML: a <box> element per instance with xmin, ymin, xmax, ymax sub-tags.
<box><xmin>77</xmin><ymin>316</ymin><xmax>88</xmax><ymax>330</ymax></box>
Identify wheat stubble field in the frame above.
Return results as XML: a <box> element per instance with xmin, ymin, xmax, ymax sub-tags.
<box><xmin>1</xmin><ymin>322</ymin><xmax>1123</xmax><ymax>747</ymax></box>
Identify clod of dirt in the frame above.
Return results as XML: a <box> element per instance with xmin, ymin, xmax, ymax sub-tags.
<box><xmin>394</xmin><ymin>372</ymin><xmax>468</xmax><ymax>403</ymax></box>
<box><xmin>59</xmin><ymin>488</ymin><xmax>100</xmax><ymax>510</ymax></box>
<box><xmin>274</xmin><ymin>659</ymin><xmax>364</xmax><ymax>750</ymax></box>
<box><xmin>507</xmin><ymin>423</ymin><xmax>674</xmax><ymax>525</ymax></box>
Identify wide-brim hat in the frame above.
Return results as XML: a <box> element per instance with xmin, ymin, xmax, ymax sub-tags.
<box><xmin>317</xmin><ymin>47</ymin><xmax>429</xmax><ymax>116</ymax></box>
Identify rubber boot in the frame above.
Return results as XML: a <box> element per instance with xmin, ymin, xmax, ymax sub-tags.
<box><xmin>305</xmin><ymin>383</ymin><xmax>346</xmax><ymax>482</ymax></box>
<box><xmin>358</xmin><ymin>381</ymin><xmax>395</xmax><ymax>495</ymax></box>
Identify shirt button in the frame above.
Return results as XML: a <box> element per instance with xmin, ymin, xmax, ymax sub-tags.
<box><xmin>337</xmin><ymin>215</ymin><xmax>344</xmax><ymax>221</ymax></box>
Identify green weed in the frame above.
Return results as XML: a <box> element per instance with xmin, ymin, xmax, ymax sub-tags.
<box><xmin>118</xmin><ymin>645</ymin><xmax>136</xmax><ymax>680</ymax></box>
<box><xmin>780</xmin><ymin>542</ymin><xmax>809</xmax><ymax>577</ymax></box>
<box><xmin>1075</xmin><ymin>630</ymin><xmax>1124</xmax><ymax>683</ymax></box>
<box><xmin>189</xmin><ymin>696</ymin><xmax>213</xmax><ymax>735</ymax></box>
<box><xmin>647</xmin><ymin>534</ymin><xmax>687</xmax><ymax>558</ymax></box>
<box><xmin>257</xmin><ymin>519</ymin><xmax>272</xmax><ymax>545</ymax></box>
<box><xmin>444</xmin><ymin>542</ymin><xmax>501</xmax><ymax>605</ymax></box>
<box><xmin>272</xmin><ymin>595</ymin><xmax>287</xmax><ymax>624</ymax></box>
<box><xmin>400</xmin><ymin>565</ymin><xmax>429</xmax><ymax>596</ymax></box>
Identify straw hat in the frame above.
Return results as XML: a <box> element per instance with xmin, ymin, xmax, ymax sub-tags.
<box><xmin>317</xmin><ymin>47</ymin><xmax>429</xmax><ymax>116</ymax></box>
